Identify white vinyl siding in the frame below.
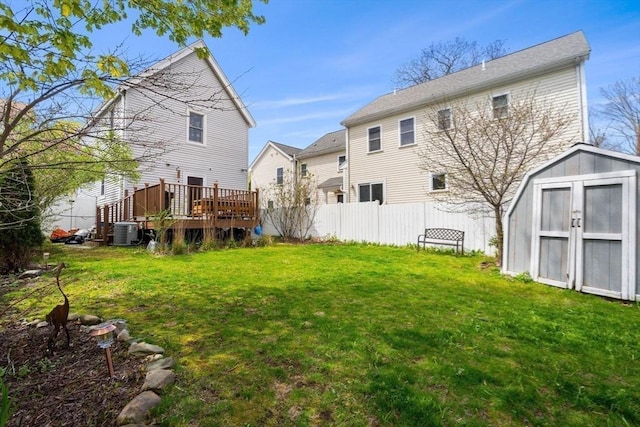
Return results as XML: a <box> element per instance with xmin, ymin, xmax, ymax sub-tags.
<box><xmin>347</xmin><ymin>66</ymin><xmax>584</xmax><ymax>204</ymax></box>
<box><xmin>120</xmin><ymin>49</ymin><xmax>250</xmax><ymax>195</ymax></box>
<box><xmin>302</xmin><ymin>150</ymin><xmax>347</xmax><ymax>205</ymax></box>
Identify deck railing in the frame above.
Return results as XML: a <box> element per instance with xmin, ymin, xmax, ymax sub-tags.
<box><xmin>95</xmin><ymin>179</ymin><xmax>259</xmax><ymax>242</ymax></box>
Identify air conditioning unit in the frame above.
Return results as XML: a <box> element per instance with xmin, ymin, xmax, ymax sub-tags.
<box><xmin>113</xmin><ymin>222</ymin><xmax>139</xmax><ymax>246</ymax></box>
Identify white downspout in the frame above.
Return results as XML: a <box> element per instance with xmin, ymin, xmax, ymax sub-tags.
<box><xmin>345</xmin><ymin>127</ymin><xmax>350</xmax><ymax>203</ymax></box>
<box><xmin>577</xmin><ymin>58</ymin><xmax>589</xmax><ymax>143</ymax></box>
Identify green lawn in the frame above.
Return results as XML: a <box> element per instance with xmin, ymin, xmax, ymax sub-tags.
<box><xmin>10</xmin><ymin>244</ymin><xmax>640</xmax><ymax>426</ymax></box>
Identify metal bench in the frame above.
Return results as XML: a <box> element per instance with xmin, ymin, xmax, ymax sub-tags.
<box><xmin>417</xmin><ymin>228</ymin><xmax>464</xmax><ymax>254</ymax></box>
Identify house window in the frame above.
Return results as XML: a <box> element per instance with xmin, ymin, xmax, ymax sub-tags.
<box><xmin>100</xmin><ymin>178</ymin><xmax>105</xmax><ymax>196</ymax></box>
<box><xmin>109</xmin><ymin>109</ymin><xmax>115</xmax><ymax>130</ymax></box>
<box><xmin>267</xmin><ymin>200</ymin><xmax>274</xmax><ymax>209</ymax></box>
<box><xmin>337</xmin><ymin>155</ymin><xmax>346</xmax><ymax>172</ymax></box>
<box><xmin>359</xmin><ymin>182</ymin><xmax>384</xmax><ymax>204</ymax></box>
<box><xmin>431</xmin><ymin>173</ymin><xmax>447</xmax><ymax>191</ymax></box>
<box><xmin>301</xmin><ymin>163</ymin><xmax>308</xmax><ymax>177</ymax></box>
<box><xmin>399</xmin><ymin>118</ymin><xmax>415</xmax><ymax>146</ymax></box>
<box><xmin>337</xmin><ymin>194</ymin><xmax>344</xmax><ymax>203</ymax></box>
<box><xmin>188</xmin><ymin>111</ymin><xmax>204</xmax><ymax>143</ymax></box>
<box><xmin>437</xmin><ymin>108</ymin><xmax>452</xmax><ymax>130</ymax></box>
<box><xmin>305</xmin><ymin>197</ymin><xmax>311</xmax><ymax>206</ymax></box>
<box><xmin>276</xmin><ymin>167</ymin><xmax>284</xmax><ymax>185</ymax></box>
<box><xmin>368</xmin><ymin>126</ymin><xmax>381</xmax><ymax>152</ymax></box>
<box><xmin>492</xmin><ymin>94</ymin><xmax>509</xmax><ymax>119</ymax></box>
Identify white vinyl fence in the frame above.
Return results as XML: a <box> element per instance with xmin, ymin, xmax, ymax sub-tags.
<box><xmin>262</xmin><ymin>201</ymin><xmax>496</xmax><ymax>254</ymax></box>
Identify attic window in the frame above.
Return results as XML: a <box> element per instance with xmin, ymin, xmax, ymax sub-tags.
<box><xmin>437</xmin><ymin>108</ymin><xmax>452</xmax><ymax>130</ymax></box>
<box><xmin>188</xmin><ymin>112</ymin><xmax>204</xmax><ymax>143</ymax></box>
<box><xmin>337</xmin><ymin>155</ymin><xmax>346</xmax><ymax>172</ymax></box>
<box><xmin>492</xmin><ymin>94</ymin><xmax>509</xmax><ymax>119</ymax></box>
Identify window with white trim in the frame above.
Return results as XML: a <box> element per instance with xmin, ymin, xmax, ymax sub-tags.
<box><xmin>276</xmin><ymin>167</ymin><xmax>284</xmax><ymax>185</ymax></box>
<box><xmin>301</xmin><ymin>163</ymin><xmax>308</xmax><ymax>177</ymax></box>
<box><xmin>399</xmin><ymin>117</ymin><xmax>415</xmax><ymax>146</ymax></box>
<box><xmin>337</xmin><ymin>155</ymin><xmax>346</xmax><ymax>172</ymax></box>
<box><xmin>431</xmin><ymin>173</ymin><xmax>447</xmax><ymax>191</ymax></box>
<box><xmin>188</xmin><ymin>111</ymin><xmax>204</xmax><ymax>143</ymax></box>
<box><xmin>368</xmin><ymin>126</ymin><xmax>381</xmax><ymax>152</ymax></box>
<box><xmin>492</xmin><ymin>94</ymin><xmax>509</xmax><ymax>119</ymax></box>
<box><xmin>336</xmin><ymin>194</ymin><xmax>344</xmax><ymax>203</ymax></box>
<box><xmin>359</xmin><ymin>182</ymin><xmax>384</xmax><ymax>204</ymax></box>
<box><xmin>437</xmin><ymin>108</ymin><xmax>452</xmax><ymax>130</ymax></box>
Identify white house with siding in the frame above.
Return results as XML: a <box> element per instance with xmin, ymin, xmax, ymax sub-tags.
<box><xmin>249</xmin><ymin>141</ymin><xmax>302</xmax><ymax>208</ymax></box>
<box><xmin>296</xmin><ymin>129</ymin><xmax>346</xmax><ymax>205</ymax></box>
<box><xmin>70</xmin><ymin>40</ymin><xmax>255</xmax><ymax>224</ymax></box>
<box><xmin>341</xmin><ymin>31</ymin><xmax>590</xmax><ymax>205</ymax></box>
<box><xmin>250</xmin><ymin>130</ymin><xmax>346</xmax><ymax>207</ymax></box>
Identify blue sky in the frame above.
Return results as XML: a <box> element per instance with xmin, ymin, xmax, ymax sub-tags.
<box><xmin>99</xmin><ymin>0</ymin><xmax>640</xmax><ymax>162</ymax></box>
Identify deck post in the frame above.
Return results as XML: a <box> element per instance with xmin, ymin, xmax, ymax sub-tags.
<box><xmin>123</xmin><ymin>189</ymin><xmax>129</xmax><ymax>221</ymax></box>
<box><xmin>213</xmin><ymin>182</ymin><xmax>218</xmax><ymax>229</ymax></box>
<box><xmin>255</xmin><ymin>188</ymin><xmax>260</xmax><ymax>225</ymax></box>
<box><xmin>144</xmin><ymin>183</ymin><xmax>149</xmax><ymax>222</ymax></box>
<box><xmin>95</xmin><ymin>206</ymin><xmax>102</xmax><ymax>241</ymax></box>
<box><xmin>102</xmin><ymin>205</ymin><xmax>109</xmax><ymax>246</ymax></box>
<box><xmin>159</xmin><ymin>178</ymin><xmax>166</xmax><ymax>212</ymax></box>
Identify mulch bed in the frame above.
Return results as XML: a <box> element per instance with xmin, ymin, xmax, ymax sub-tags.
<box><xmin>1</xmin><ymin>280</ymin><xmax>148</xmax><ymax>426</ymax></box>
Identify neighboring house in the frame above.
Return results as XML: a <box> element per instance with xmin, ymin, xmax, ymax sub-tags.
<box><xmin>341</xmin><ymin>31</ymin><xmax>590</xmax><ymax>204</ymax></box>
<box><xmin>82</xmin><ymin>40</ymin><xmax>255</xmax><ymax>212</ymax></box>
<box><xmin>296</xmin><ymin>129</ymin><xmax>346</xmax><ymax>204</ymax></box>
<box><xmin>249</xmin><ymin>130</ymin><xmax>346</xmax><ymax>206</ymax></box>
<box><xmin>249</xmin><ymin>141</ymin><xmax>302</xmax><ymax>208</ymax></box>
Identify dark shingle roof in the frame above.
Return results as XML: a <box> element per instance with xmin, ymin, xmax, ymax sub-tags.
<box><xmin>317</xmin><ymin>177</ymin><xmax>343</xmax><ymax>189</ymax></box>
<box><xmin>271</xmin><ymin>141</ymin><xmax>303</xmax><ymax>157</ymax></box>
<box><xmin>297</xmin><ymin>129</ymin><xmax>346</xmax><ymax>159</ymax></box>
<box><xmin>342</xmin><ymin>31</ymin><xmax>590</xmax><ymax>126</ymax></box>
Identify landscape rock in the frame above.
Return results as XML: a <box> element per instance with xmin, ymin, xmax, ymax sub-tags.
<box><xmin>147</xmin><ymin>356</ymin><xmax>174</xmax><ymax>371</ymax></box>
<box><xmin>116</xmin><ymin>391</ymin><xmax>161</xmax><ymax>425</ymax></box>
<box><xmin>36</xmin><ymin>321</ymin><xmax>49</xmax><ymax>328</ymax></box>
<box><xmin>18</xmin><ymin>270</ymin><xmax>42</xmax><ymax>279</ymax></box>
<box><xmin>128</xmin><ymin>342</ymin><xmax>165</xmax><ymax>356</ymax></box>
<box><xmin>141</xmin><ymin>369</ymin><xmax>175</xmax><ymax>392</ymax></box>
<box><xmin>78</xmin><ymin>314</ymin><xmax>102</xmax><ymax>325</ymax></box>
<box><xmin>67</xmin><ymin>313</ymin><xmax>80</xmax><ymax>321</ymax></box>
<box><xmin>117</xmin><ymin>329</ymin><xmax>131</xmax><ymax>342</ymax></box>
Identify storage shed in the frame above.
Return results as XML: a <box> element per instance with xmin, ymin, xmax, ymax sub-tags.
<box><xmin>503</xmin><ymin>144</ymin><xmax>639</xmax><ymax>301</ymax></box>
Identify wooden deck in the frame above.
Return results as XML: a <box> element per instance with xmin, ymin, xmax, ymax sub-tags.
<box><xmin>95</xmin><ymin>179</ymin><xmax>259</xmax><ymax>245</ymax></box>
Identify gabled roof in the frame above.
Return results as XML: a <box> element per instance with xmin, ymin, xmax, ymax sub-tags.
<box><xmin>249</xmin><ymin>140</ymin><xmax>302</xmax><ymax>170</ymax></box>
<box><xmin>297</xmin><ymin>129</ymin><xmax>346</xmax><ymax>160</ymax></box>
<box><xmin>506</xmin><ymin>143</ymin><xmax>640</xmax><ymax>220</ymax></box>
<box><xmin>92</xmin><ymin>40</ymin><xmax>255</xmax><ymax>128</ymax></box>
<box><xmin>342</xmin><ymin>31</ymin><xmax>590</xmax><ymax>127</ymax></box>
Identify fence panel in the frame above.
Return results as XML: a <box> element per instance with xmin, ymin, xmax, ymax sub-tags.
<box><xmin>266</xmin><ymin>201</ymin><xmax>496</xmax><ymax>254</ymax></box>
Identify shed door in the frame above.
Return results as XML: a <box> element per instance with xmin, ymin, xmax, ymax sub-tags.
<box><xmin>532</xmin><ymin>172</ymin><xmax>636</xmax><ymax>300</ymax></box>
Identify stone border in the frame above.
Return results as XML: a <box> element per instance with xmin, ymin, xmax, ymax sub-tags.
<box><xmin>31</xmin><ymin>313</ymin><xmax>175</xmax><ymax>426</ymax></box>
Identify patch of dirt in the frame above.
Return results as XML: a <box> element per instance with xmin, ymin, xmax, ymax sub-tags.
<box><xmin>1</xmin><ymin>280</ymin><xmax>147</xmax><ymax>426</ymax></box>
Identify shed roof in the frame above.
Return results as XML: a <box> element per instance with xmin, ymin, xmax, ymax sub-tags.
<box><xmin>297</xmin><ymin>129</ymin><xmax>346</xmax><ymax>159</ymax></box>
<box><xmin>342</xmin><ymin>31</ymin><xmax>590</xmax><ymax>127</ymax></box>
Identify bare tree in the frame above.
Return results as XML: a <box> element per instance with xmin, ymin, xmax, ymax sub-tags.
<box><xmin>599</xmin><ymin>77</ymin><xmax>640</xmax><ymax>155</ymax></box>
<box><xmin>418</xmin><ymin>92</ymin><xmax>575</xmax><ymax>264</ymax></box>
<box><xmin>395</xmin><ymin>37</ymin><xmax>508</xmax><ymax>88</ymax></box>
<box><xmin>261</xmin><ymin>170</ymin><xmax>319</xmax><ymax>242</ymax></box>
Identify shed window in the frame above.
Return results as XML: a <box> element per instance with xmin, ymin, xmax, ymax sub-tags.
<box><xmin>189</xmin><ymin>112</ymin><xmax>204</xmax><ymax>143</ymax></box>
<box><xmin>368</xmin><ymin>126</ymin><xmax>381</xmax><ymax>152</ymax></box>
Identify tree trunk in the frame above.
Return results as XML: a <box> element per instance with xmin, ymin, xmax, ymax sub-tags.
<box><xmin>493</xmin><ymin>205</ymin><xmax>504</xmax><ymax>267</ymax></box>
